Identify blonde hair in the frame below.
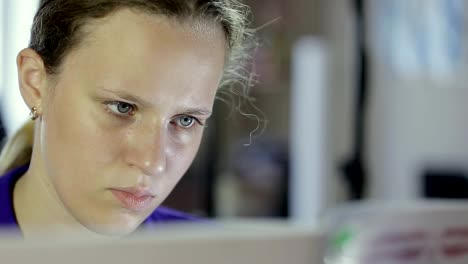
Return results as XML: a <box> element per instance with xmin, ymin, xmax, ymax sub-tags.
<box><xmin>0</xmin><ymin>0</ymin><xmax>256</xmax><ymax>175</ymax></box>
<box><xmin>0</xmin><ymin>120</ymin><xmax>35</xmax><ymax>174</ymax></box>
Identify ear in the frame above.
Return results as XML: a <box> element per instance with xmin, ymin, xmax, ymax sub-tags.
<box><xmin>16</xmin><ymin>48</ymin><xmax>49</xmax><ymax>115</ymax></box>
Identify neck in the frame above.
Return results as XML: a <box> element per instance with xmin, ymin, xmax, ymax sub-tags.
<box><xmin>13</xmin><ymin>156</ymin><xmax>102</xmax><ymax>240</ymax></box>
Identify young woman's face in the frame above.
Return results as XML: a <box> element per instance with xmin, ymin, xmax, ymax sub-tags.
<box><xmin>38</xmin><ymin>10</ymin><xmax>225</xmax><ymax>235</ymax></box>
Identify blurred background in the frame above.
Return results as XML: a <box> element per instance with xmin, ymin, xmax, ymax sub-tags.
<box><xmin>1</xmin><ymin>0</ymin><xmax>468</xmax><ymax>224</ymax></box>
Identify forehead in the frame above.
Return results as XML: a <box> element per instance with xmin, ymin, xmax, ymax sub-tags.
<box><xmin>82</xmin><ymin>8</ymin><xmax>226</xmax><ymax>51</ymax></box>
<box><xmin>58</xmin><ymin>9</ymin><xmax>226</xmax><ymax>105</ymax></box>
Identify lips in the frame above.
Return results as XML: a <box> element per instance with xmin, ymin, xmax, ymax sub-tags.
<box><xmin>110</xmin><ymin>188</ymin><xmax>155</xmax><ymax>211</ymax></box>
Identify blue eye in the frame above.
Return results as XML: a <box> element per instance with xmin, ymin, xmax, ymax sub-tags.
<box><xmin>106</xmin><ymin>102</ymin><xmax>135</xmax><ymax>116</ymax></box>
<box><xmin>176</xmin><ymin>116</ymin><xmax>195</xmax><ymax>128</ymax></box>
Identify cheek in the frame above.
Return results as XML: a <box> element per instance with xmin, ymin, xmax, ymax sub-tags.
<box><xmin>41</xmin><ymin>92</ymin><xmax>121</xmax><ymax>193</ymax></box>
<box><xmin>161</xmin><ymin>133</ymin><xmax>203</xmax><ymax>191</ymax></box>
<box><xmin>171</xmin><ymin>129</ymin><xmax>204</xmax><ymax>165</ymax></box>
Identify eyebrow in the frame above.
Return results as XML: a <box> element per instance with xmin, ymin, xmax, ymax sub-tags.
<box><xmin>182</xmin><ymin>108</ymin><xmax>213</xmax><ymax>116</ymax></box>
<box><xmin>102</xmin><ymin>88</ymin><xmax>152</xmax><ymax>108</ymax></box>
<box><xmin>101</xmin><ymin>88</ymin><xmax>212</xmax><ymax>116</ymax></box>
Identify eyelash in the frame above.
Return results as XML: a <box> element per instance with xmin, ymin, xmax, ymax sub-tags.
<box><xmin>171</xmin><ymin>115</ymin><xmax>206</xmax><ymax>130</ymax></box>
<box><xmin>105</xmin><ymin>101</ymin><xmax>136</xmax><ymax>116</ymax></box>
<box><xmin>104</xmin><ymin>101</ymin><xmax>206</xmax><ymax>129</ymax></box>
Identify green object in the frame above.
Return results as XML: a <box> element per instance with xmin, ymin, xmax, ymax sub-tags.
<box><xmin>331</xmin><ymin>227</ymin><xmax>355</xmax><ymax>253</ymax></box>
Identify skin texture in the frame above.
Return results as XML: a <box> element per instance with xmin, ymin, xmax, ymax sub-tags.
<box><xmin>14</xmin><ymin>9</ymin><xmax>226</xmax><ymax>238</ymax></box>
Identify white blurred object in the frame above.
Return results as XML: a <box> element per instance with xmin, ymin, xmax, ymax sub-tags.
<box><xmin>367</xmin><ymin>0</ymin><xmax>468</xmax><ymax>201</ymax></box>
<box><xmin>0</xmin><ymin>1</ymin><xmax>4</xmax><ymax>93</ymax></box>
<box><xmin>0</xmin><ymin>221</ymin><xmax>324</xmax><ymax>264</ymax></box>
<box><xmin>324</xmin><ymin>200</ymin><xmax>468</xmax><ymax>264</ymax></box>
<box><xmin>290</xmin><ymin>36</ymin><xmax>330</xmax><ymax>224</ymax></box>
<box><xmin>370</xmin><ymin>0</ymin><xmax>465</xmax><ymax>83</ymax></box>
<box><xmin>1</xmin><ymin>0</ymin><xmax>39</xmax><ymax>136</ymax></box>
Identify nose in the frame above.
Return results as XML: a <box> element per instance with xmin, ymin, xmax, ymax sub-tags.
<box><xmin>125</xmin><ymin>123</ymin><xmax>167</xmax><ymax>177</ymax></box>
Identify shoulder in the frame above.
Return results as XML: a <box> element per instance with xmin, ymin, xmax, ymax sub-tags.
<box><xmin>0</xmin><ymin>165</ymin><xmax>28</xmax><ymax>227</ymax></box>
<box><xmin>0</xmin><ymin>165</ymin><xmax>28</xmax><ymax>186</ymax></box>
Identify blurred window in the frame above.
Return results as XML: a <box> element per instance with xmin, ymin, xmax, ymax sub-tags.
<box><xmin>0</xmin><ymin>0</ymin><xmax>39</xmax><ymax>135</ymax></box>
<box><xmin>0</xmin><ymin>1</ymin><xmax>4</xmax><ymax>93</ymax></box>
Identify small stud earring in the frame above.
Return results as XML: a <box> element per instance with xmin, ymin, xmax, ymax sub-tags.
<box><xmin>29</xmin><ymin>106</ymin><xmax>39</xmax><ymax>121</ymax></box>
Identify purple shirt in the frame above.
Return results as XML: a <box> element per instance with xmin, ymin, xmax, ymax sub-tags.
<box><xmin>0</xmin><ymin>164</ymin><xmax>199</xmax><ymax>233</ymax></box>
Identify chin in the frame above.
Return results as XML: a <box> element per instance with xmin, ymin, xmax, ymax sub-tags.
<box><xmin>87</xmin><ymin>222</ymin><xmax>139</xmax><ymax>237</ymax></box>
<box><xmin>83</xmin><ymin>214</ymin><xmax>144</xmax><ymax>237</ymax></box>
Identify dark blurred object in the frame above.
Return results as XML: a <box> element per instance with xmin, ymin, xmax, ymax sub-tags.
<box><xmin>230</xmin><ymin>137</ymin><xmax>288</xmax><ymax>217</ymax></box>
<box><xmin>423</xmin><ymin>169</ymin><xmax>468</xmax><ymax>199</ymax></box>
<box><xmin>340</xmin><ymin>0</ymin><xmax>369</xmax><ymax>200</ymax></box>
<box><xmin>0</xmin><ymin>118</ymin><xmax>6</xmax><ymax>149</ymax></box>
<box><xmin>162</xmin><ymin>121</ymin><xmax>218</xmax><ymax>217</ymax></box>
